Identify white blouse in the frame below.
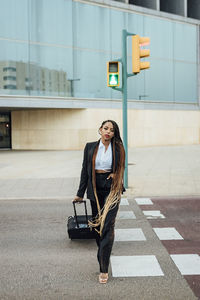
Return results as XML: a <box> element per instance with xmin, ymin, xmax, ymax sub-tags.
<box><xmin>95</xmin><ymin>140</ymin><xmax>112</xmax><ymax>171</ymax></box>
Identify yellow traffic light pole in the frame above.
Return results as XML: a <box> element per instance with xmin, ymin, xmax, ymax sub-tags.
<box><xmin>108</xmin><ymin>29</ymin><xmax>150</xmax><ymax>188</ymax></box>
<box><xmin>132</xmin><ymin>35</ymin><xmax>150</xmax><ymax>73</ymax></box>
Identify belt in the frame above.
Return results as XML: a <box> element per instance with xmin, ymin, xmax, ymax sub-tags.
<box><xmin>95</xmin><ymin>170</ymin><xmax>111</xmax><ymax>174</ymax></box>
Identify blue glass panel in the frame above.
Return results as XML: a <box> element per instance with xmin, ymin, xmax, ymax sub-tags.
<box><xmin>144</xmin><ymin>16</ymin><xmax>173</xmax><ymax>59</ymax></box>
<box><xmin>0</xmin><ymin>40</ymin><xmax>29</xmax><ymax>95</ymax></box>
<box><xmin>29</xmin><ymin>0</ymin><xmax>73</xmax><ymax>45</ymax></box>
<box><xmin>0</xmin><ymin>0</ymin><xmax>198</xmax><ymax>103</ymax></box>
<box><xmin>127</xmin><ymin>54</ymin><xmax>145</xmax><ymax>100</ymax></box>
<box><xmin>131</xmin><ymin>59</ymin><xmax>174</xmax><ymax>102</ymax></box>
<box><xmin>0</xmin><ymin>40</ymin><xmax>28</xmax><ymax>62</ymax></box>
<box><xmin>127</xmin><ymin>13</ymin><xmax>144</xmax><ymax>67</ymax></box>
<box><xmin>110</xmin><ymin>9</ymin><xmax>127</xmax><ymax>55</ymax></box>
<box><xmin>174</xmin><ymin>23</ymin><xmax>197</xmax><ymax>62</ymax></box>
<box><xmin>145</xmin><ymin>58</ymin><xmax>174</xmax><ymax>102</ymax></box>
<box><xmin>73</xmin><ymin>49</ymin><xmax>120</xmax><ymax>99</ymax></box>
<box><xmin>29</xmin><ymin>44</ymin><xmax>73</xmax><ymax>97</ymax></box>
<box><xmin>174</xmin><ymin>61</ymin><xmax>197</xmax><ymax>103</ymax></box>
<box><xmin>74</xmin><ymin>2</ymin><xmax>110</xmax><ymax>52</ymax></box>
<box><xmin>0</xmin><ymin>0</ymin><xmax>29</xmax><ymax>40</ymax></box>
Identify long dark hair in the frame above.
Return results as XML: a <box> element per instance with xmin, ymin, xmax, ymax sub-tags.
<box><xmin>99</xmin><ymin>120</ymin><xmax>123</xmax><ymax>144</ymax></box>
<box><xmin>90</xmin><ymin>119</ymin><xmax>126</xmax><ymax>236</ymax></box>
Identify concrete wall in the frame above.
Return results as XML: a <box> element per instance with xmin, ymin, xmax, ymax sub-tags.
<box><xmin>11</xmin><ymin>108</ymin><xmax>200</xmax><ymax>150</ymax></box>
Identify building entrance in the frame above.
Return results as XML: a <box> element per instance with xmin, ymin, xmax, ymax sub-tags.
<box><xmin>0</xmin><ymin>113</ymin><xmax>11</xmax><ymax>149</ymax></box>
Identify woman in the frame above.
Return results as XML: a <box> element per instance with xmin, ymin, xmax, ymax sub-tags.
<box><xmin>74</xmin><ymin>120</ymin><xmax>125</xmax><ymax>284</ymax></box>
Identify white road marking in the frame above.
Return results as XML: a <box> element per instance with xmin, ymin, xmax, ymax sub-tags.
<box><xmin>143</xmin><ymin>210</ymin><xmax>165</xmax><ymax>219</ymax></box>
<box><xmin>117</xmin><ymin>211</ymin><xmax>136</xmax><ymax>219</ymax></box>
<box><xmin>115</xmin><ymin>228</ymin><xmax>146</xmax><ymax>241</ymax></box>
<box><xmin>135</xmin><ymin>198</ymin><xmax>153</xmax><ymax>205</ymax></box>
<box><xmin>170</xmin><ymin>254</ymin><xmax>200</xmax><ymax>275</ymax></box>
<box><xmin>153</xmin><ymin>227</ymin><xmax>184</xmax><ymax>240</ymax></box>
<box><xmin>120</xmin><ymin>198</ymin><xmax>129</xmax><ymax>206</ymax></box>
<box><xmin>111</xmin><ymin>255</ymin><xmax>164</xmax><ymax>277</ymax></box>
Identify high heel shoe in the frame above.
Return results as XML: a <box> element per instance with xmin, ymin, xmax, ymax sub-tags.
<box><xmin>99</xmin><ymin>273</ymin><xmax>108</xmax><ymax>284</ymax></box>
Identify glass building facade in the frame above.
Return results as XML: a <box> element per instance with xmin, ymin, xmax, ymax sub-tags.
<box><xmin>0</xmin><ymin>0</ymin><xmax>199</xmax><ymax>103</ymax></box>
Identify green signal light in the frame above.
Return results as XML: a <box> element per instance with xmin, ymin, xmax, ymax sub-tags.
<box><xmin>109</xmin><ymin>74</ymin><xmax>119</xmax><ymax>86</ymax></box>
<box><xmin>107</xmin><ymin>61</ymin><xmax>120</xmax><ymax>87</ymax></box>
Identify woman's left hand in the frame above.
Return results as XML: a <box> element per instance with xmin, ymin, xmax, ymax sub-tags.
<box><xmin>107</xmin><ymin>173</ymin><xmax>114</xmax><ymax>180</ymax></box>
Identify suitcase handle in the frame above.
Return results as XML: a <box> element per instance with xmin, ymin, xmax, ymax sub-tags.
<box><xmin>72</xmin><ymin>200</ymin><xmax>89</xmax><ymax>228</ymax></box>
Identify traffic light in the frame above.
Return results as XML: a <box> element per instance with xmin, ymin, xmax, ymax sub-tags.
<box><xmin>107</xmin><ymin>61</ymin><xmax>119</xmax><ymax>87</ymax></box>
<box><xmin>132</xmin><ymin>35</ymin><xmax>150</xmax><ymax>74</ymax></box>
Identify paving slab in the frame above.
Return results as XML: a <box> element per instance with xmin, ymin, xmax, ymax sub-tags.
<box><xmin>1</xmin><ymin>145</ymin><xmax>200</xmax><ymax>199</ymax></box>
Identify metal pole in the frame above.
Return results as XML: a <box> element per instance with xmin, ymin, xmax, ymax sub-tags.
<box><xmin>122</xmin><ymin>29</ymin><xmax>128</xmax><ymax>188</ymax></box>
<box><xmin>111</xmin><ymin>29</ymin><xmax>136</xmax><ymax>187</ymax></box>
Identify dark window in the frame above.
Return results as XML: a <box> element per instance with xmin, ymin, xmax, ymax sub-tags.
<box><xmin>3</xmin><ymin>67</ymin><xmax>16</xmax><ymax>72</ymax></box>
<box><xmin>160</xmin><ymin>0</ymin><xmax>185</xmax><ymax>16</ymax></box>
<box><xmin>129</xmin><ymin>0</ymin><xmax>157</xmax><ymax>9</ymax></box>
<box><xmin>0</xmin><ymin>113</ymin><xmax>11</xmax><ymax>149</ymax></box>
<box><xmin>3</xmin><ymin>76</ymin><xmax>16</xmax><ymax>81</ymax></box>
<box><xmin>4</xmin><ymin>85</ymin><xmax>17</xmax><ymax>89</ymax></box>
<box><xmin>188</xmin><ymin>0</ymin><xmax>200</xmax><ymax>19</ymax></box>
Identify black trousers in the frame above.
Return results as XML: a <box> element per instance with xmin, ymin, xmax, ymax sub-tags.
<box><xmin>90</xmin><ymin>173</ymin><xmax>119</xmax><ymax>273</ymax></box>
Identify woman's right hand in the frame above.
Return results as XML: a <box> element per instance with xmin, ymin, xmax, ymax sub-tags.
<box><xmin>73</xmin><ymin>196</ymin><xmax>83</xmax><ymax>203</ymax></box>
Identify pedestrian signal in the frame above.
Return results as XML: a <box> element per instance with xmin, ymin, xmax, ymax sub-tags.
<box><xmin>132</xmin><ymin>35</ymin><xmax>150</xmax><ymax>73</ymax></box>
<box><xmin>107</xmin><ymin>61</ymin><xmax>119</xmax><ymax>87</ymax></box>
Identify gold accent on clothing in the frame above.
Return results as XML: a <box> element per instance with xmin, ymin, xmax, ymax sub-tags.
<box><xmin>95</xmin><ymin>170</ymin><xmax>111</xmax><ymax>174</ymax></box>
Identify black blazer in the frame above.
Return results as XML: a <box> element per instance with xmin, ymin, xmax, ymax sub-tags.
<box><xmin>76</xmin><ymin>139</ymin><xmax>121</xmax><ymax>202</ymax></box>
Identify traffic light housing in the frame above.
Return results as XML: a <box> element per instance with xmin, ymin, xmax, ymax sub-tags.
<box><xmin>132</xmin><ymin>35</ymin><xmax>150</xmax><ymax>73</ymax></box>
<box><xmin>107</xmin><ymin>61</ymin><xmax>119</xmax><ymax>87</ymax></box>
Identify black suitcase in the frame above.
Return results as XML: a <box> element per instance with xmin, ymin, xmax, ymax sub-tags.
<box><xmin>67</xmin><ymin>200</ymin><xmax>96</xmax><ymax>240</ymax></box>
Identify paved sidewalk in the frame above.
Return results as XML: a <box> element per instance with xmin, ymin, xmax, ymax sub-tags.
<box><xmin>1</xmin><ymin>144</ymin><xmax>200</xmax><ymax>199</ymax></box>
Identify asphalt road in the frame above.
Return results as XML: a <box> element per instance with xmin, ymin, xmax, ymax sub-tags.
<box><xmin>0</xmin><ymin>198</ymin><xmax>197</xmax><ymax>300</ymax></box>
